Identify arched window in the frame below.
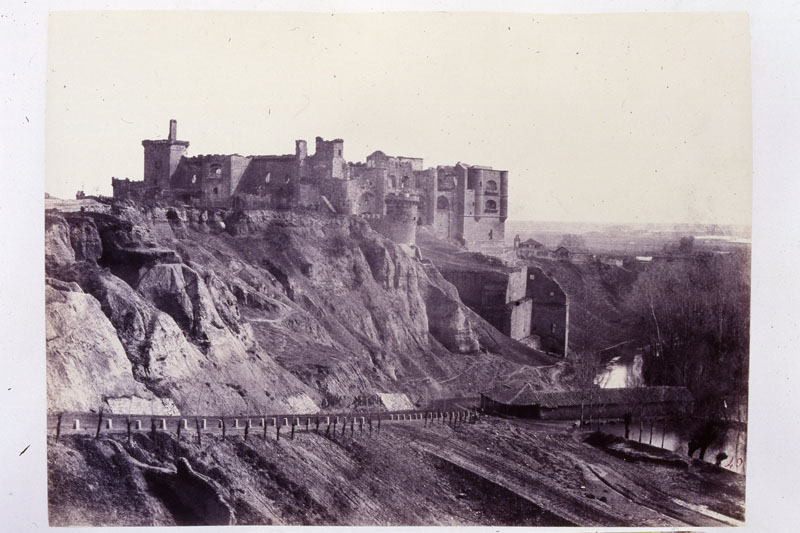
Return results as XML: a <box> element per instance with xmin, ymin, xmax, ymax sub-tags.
<box><xmin>401</xmin><ymin>176</ymin><xmax>410</xmax><ymax>189</ymax></box>
<box><xmin>209</xmin><ymin>164</ymin><xmax>222</xmax><ymax>178</ymax></box>
<box><xmin>213</xmin><ymin>187</ymin><xmax>219</xmax><ymax>195</ymax></box>
<box><xmin>264</xmin><ymin>172</ymin><xmax>271</xmax><ymax>184</ymax></box>
<box><xmin>436</xmin><ymin>196</ymin><xmax>450</xmax><ymax>210</ymax></box>
<box><xmin>485</xmin><ymin>199</ymin><xmax>498</xmax><ymax>212</ymax></box>
<box><xmin>486</xmin><ymin>180</ymin><xmax>498</xmax><ymax>192</ymax></box>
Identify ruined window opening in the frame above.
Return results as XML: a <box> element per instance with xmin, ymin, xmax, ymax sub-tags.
<box><xmin>551</xmin><ymin>323</ymin><xmax>556</xmax><ymax>334</ymax></box>
<box><xmin>485</xmin><ymin>199</ymin><xmax>498</xmax><ymax>212</ymax></box>
<box><xmin>285</xmin><ymin>175</ymin><xmax>291</xmax><ymax>184</ymax></box>
<box><xmin>191</xmin><ymin>174</ymin><xmax>197</xmax><ymax>184</ymax></box>
<box><xmin>488</xmin><ymin>229</ymin><xmax>493</xmax><ymax>240</ymax></box>
<box><xmin>401</xmin><ymin>176</ymin><xmax>410</xmax><ymax>189</ymax></box>
<box><xmin>486</xmin><ymin>180</ymin><xmax>498</xmax><ymax>192</ymax></box>
<box><xmin>389</xmin><ymin>175</ymin><xmax>397</xmax><ymax>188</ymax></box>
<box><xmin>337</xmin><ymin>149</ymin><xmax>342</xmax><ymax>156</ymax></box>
<box><xmin>213</xmin><ymin>187</ymin><xmax>219</xmax><ymax>195</ymax></box>
<box><xmin>265</xmin><ymin>172</ymin><xmax>271</xmax><ymax>184</ymax></box>
<box><xmin>437</xmin><ymin>196</ymin><xmax>450</xmax><ymax>210</ymax></box>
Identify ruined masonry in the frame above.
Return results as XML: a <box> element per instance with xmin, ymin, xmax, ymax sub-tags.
<box><xmin>113</xmin><ymin>120</ymin><xmax>508</xmax><ymax>253</ymax></box>
<box><xmin>112</xmin><ymin>120</ymin><xmax>567</xmax><ymax>355</ymax></box>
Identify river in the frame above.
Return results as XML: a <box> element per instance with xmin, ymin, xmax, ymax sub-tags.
<box><xmin>595</xmin><ymin>350</ymin><xmax>747</xmax><ymax>474</ymax></box>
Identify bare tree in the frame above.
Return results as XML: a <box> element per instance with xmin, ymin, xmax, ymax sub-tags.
<box><xmin>571</xmin><ymin>313</ymin><xmax>605</xmax><ymax>428</ymax></box>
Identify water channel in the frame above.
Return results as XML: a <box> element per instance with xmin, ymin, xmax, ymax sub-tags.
<box><xmin>596</xmin><ymin>350</ymin><xmax>747</xmax><ymax>474</ymax></box>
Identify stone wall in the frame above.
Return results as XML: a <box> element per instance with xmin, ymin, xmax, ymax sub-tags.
<box><xmin>111</xmin><ymin>178</ymin><xmax>145</xmax><ymax>201</ymax></box>
<box><xmin>462</xmin><ymin>217</ymin><xmax>506</xmax><ymax>252</ymax></box>
<box><xmin>369</xmin><ymin>194</ymin><xmax>419</xmax><ymax>245</ymax></box>
<box><xmin>481</xmin><ymin>297</ymin><xmax>532</xmax><ymax>340</ymax></box>
<box><xmin>526</xmin><ymin>266</ymin><xmax>569</xmax><ymax>357</ymax></box>
<box><xmin>342</xmin><ymin>169</ymin><xmax>386</xmax><ymax>215</ymax></box>
<box><xmin>437</xmin><ymin>266</ymin><xmax>532</xmax><ymax>341</ymax></box>
<box><xmin>506</xmin><ymin>267</ymin><xmax>528</xmax><ymax>302</ymax></box>
<box><xmin>233</xmin><ymin>155</ymin><xmax>298</xmax><ymax>199</ymax></box>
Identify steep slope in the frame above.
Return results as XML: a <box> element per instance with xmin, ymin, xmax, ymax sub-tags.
<box><xmin>45</xmin><ymin>201</ymin><xmax>560</xmax><ymax>416</ymax></box>
<box><xmin>47</xmin><ymin>419</ymin><xmax>744</xmax><ymax>527</ymax></box>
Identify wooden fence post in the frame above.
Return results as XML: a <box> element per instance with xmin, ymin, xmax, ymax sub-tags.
<box><xmin>95</xmin><ymin>407</ymin><xmax>104</xmax><ymax>439</ymax></box>
<box><xmin>222</xmin><ymin>418</ymin><xmax>227</xmax><ymax>441</ymax></box>
<box><xmin>195</xmin><ymin>418</ymin><xmax>202</xmax><ymax>446</ymax></box>
<box><xmin>56</xmin><ymin>413</ymin><xmax>63</xmax><ymax>441</ymax></box>
<box><xmin>127</xmin><ymin>418</ymin><xmax>132</xmax><ymax>444</ymax></box>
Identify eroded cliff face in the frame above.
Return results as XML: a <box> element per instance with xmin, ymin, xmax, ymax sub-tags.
<box><xmin>45</xmin><ymin>202</ymin><xmax>555</xmax><ymax>416</ymax></box>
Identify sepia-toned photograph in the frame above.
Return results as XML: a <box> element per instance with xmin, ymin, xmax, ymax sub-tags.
<box><xmin>42</xmin><ymin>10</ymin><xmax>751</xmax><ymax>528</ymax></box>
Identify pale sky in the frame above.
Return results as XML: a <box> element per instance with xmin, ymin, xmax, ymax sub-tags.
<box><xmin>46</xmin><ymin>11</ymin><xmax>751</xmax><ymax>225</ymax></box>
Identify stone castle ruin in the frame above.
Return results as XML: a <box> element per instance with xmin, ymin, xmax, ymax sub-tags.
<box><xmin>112</xmin><ymin>120</ymin><xmax>567</xmax><ymax>355</ymax></box>
<box><xmin>113</xmin><ymin>120</ymin><xmax>508</xmax><ymax>252</ymax></box>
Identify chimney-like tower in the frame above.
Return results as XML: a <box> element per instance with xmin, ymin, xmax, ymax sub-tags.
<box><xmin>142</xmin><ymin>119</ymin><xmax>189</xmax><ymax>189</ymax></box>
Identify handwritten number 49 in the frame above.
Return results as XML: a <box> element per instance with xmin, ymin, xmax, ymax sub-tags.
<box><xmin>724</xmin><ymin>457</ymin><xmax>744</xmax><ymax>469</ymax></box>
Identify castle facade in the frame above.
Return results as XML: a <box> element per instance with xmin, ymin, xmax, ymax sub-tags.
<box><xmin>112</xmin><ymin>120</ymin><xmax>509</xmax><ymax>251</ymax></box>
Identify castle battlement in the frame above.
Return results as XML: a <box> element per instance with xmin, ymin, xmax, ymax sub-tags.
<box><xmin>114</xmin><ymin>120</ymin><xmax>511</xmax><ymax>252</ymax></box>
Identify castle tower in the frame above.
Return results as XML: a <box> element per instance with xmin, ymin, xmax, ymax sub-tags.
<box><xmin>376</xmin><ymin>192</ymin><xmax>420</xmax><ymax>245</ymax></box>
<box><xmin>142</xmin><ymin>119</ymin><xmax>190</xmax><ymax>190</ymax></box>
<box><xmin>313</xmin><ymin>136</ymin><xmax>346</xmax><ymax>179</ymax></box>
<box><xmin>499</xmin><ymin>170</ymin><xmax>509</xmax><ymax>222</ymax></box>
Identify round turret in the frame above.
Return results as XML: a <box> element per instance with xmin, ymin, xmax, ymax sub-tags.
<box><xmin>378</xmin><ymin>192</ymin><xmax>419</xmax><ymax>245</ymax></box>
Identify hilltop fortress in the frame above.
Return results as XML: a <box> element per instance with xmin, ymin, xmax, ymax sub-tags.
<box><xmin>113</xmin><ymin>120</ymin><xmax>508</xmax><ymax>252</ymax></box>
<box><xmin>111</xmin><ymin>120</ymin><xmax>567</xmax><ymax>355</ymax></box>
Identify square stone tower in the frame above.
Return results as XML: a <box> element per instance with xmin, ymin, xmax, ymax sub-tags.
<box><xmin>142</xmin><ymin>119</ymin><xmax>190</xmax><ymax>190</ymax></box>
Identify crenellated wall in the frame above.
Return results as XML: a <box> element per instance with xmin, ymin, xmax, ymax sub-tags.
<box><xmin>119</xmin><ymin>121</ymin><xmax>511</xmax><ymax>256</ymax></box>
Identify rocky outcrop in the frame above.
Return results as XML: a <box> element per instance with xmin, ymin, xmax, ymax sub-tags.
<box><xmin>45</xmin><ymin>203</ymin><xmax>555</xmax><ymax>415</ymax></box>
<box><xmin>423</xmin><ymin>283</ymin><xmax>480</xmax><ymax>353</ymax></box>
<box><xmin>45</xmin><ymin>281</ymin><xmax>177</xmax><ymax>415</ymax></box>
